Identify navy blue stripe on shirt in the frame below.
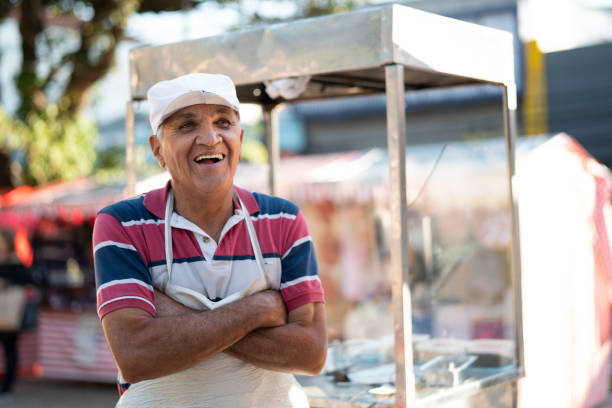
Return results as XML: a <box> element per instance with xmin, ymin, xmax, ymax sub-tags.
<box><xmin>280</xmin><ymin>241</ymin><xmax>318</xmax><ymax>283</ymax></box>
<box><xmin>251</xmin><ymin>191</ymin><xmax>299</xmax><ymax>217</ymax></box>
<box><xmin>95</xmin><ymin>245</ymin><xmax>151</xmax><ymax>289</ymax></box>
<box><xmin>213</xmin><ymin>252</ymin><xmax>281</xmax><ymax>261</ymax></box>
<box><xmin>98</xmin><ymin>195</ymin><xmax>160</xmax><ymax>224</ymax></box>
<box><xmin>149</xmin><ymin>256</ymin><xmax>205</xmax><ymax>268</ymax></box>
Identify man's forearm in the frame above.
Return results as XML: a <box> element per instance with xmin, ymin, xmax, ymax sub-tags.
<box><xmin>154</xmin><ymin>291</ymin><xmax>328</xmax><ymax>376</ymax></box>
<box><xmin>226</xmin><ymin>303</ymin><xmax>328</xmax><ymax>375</ymax></box>
<box><xmin>102</xmin><ymin>290</ymin><xmax>286</xmax><ymax>383</ymax></box>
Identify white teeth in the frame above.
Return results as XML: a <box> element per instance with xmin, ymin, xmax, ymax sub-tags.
<box><xmin>195</xmin><ymin>153</ymin><xmax>224</xmax><ymax>161</ymax></box>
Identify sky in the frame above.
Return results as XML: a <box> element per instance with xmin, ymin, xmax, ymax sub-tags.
<box><xmin>519</xmin><ymin>0</ymin><xmax>612</xmax><ymax>52</ymax></box>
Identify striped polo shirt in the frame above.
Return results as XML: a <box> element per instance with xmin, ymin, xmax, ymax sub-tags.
<box><xmin>93</xmin><ymin>183</ymin><xmax>324</xmax><ymax>320</ymax></box>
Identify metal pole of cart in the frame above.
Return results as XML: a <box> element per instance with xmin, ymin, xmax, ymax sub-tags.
<box><xmin>263</xmin><ymin>105</ymin><xmax>280</xmax><ymax>196</ymax></box>
<box><xmin>126</xmin><ymin>100</ymin><xmax>136</xmax><ymax>197</ymax></box>
<box><xmin>502</xmin><ymin>84</ymin><xmax>525</xmax><ymax>374</ymax></box>
<box><xmin>385</xmin><ymin>64</ymin><xmax>416</xmax><ymax>407</ymax></box>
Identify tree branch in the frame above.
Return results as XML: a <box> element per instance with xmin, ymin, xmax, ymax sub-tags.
<box><xmin>16</xmin><ymin>0</ymin><xmax>46</xmax><ymax>118</ymax></box>
<box><xmin>59</xmin><ymin>0</ymin><xmax>131</xmax><ymax>113</ymax></box>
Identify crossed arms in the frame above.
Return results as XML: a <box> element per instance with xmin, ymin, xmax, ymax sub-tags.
<box><xmin>101</xmin><ymin>290</ymin><xmax>327</xmax><ymax>383</ymax></box>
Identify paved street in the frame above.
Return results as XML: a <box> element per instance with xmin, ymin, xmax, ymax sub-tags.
<box><xmin>0</xmin><ymin>378</ymin><xmax>118</xmax><ymax>408</ymax></box>
<box><xmin>3</xmin><ymin>377</ymin><xmax>612</xmax><ymax>407</ymax></box>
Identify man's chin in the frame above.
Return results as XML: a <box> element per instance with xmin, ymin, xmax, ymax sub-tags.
<box><xmin>190</xmin><ymin>179</ymin><xmax>233</xmax><ymax>196</ymax></box>
<box><xmin>170</xmin><ymin>172</ymin><xmax>234</xmax><ymax>196</ymax></box>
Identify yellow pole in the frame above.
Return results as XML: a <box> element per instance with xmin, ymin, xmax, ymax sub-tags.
<box><xmin>523</xmin><ymin>40</ymin><xmax>549</xmax><ymax>136</ymax></box>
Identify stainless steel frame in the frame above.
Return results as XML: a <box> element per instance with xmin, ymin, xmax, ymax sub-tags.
<box><xmin>385</xmin><ymin>64</ymin><xmax>416</xmax><ymax>407</ymax></box>
<box><xmin>125</xmin><ymin>101</ymin><xmax>136</xmax><ymax>197</ymax></box>
<box><xmin>502</xmin><ymin>84</ymin><xmax>525</xmax><ymax>372</ymax></box>
<box><xmin>263</xmin><ymin>105</ymin><xmax>280</xmax><ymax>196</ymax></box>
<box><xmin>125</xmin><ymin>4</ymin><xmax>521</xmax><ymax>407</ymax></box>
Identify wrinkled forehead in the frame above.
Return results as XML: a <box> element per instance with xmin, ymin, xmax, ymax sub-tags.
<box><xmin>163</xmin><ymin>103</ymin><xmax>239</xmax><ymax>126</ymax></box>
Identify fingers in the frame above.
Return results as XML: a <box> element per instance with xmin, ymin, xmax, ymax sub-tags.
<box><xmin>250</xmin><ymin>290</ymin><xmax>287</xmax><ymax>328</ymax></box>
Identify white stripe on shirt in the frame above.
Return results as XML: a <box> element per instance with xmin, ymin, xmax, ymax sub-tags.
<box><xmin>282</xmin><ymin>236</ymin><xmax>312</xmax><ymax>260</ymax></box>
<box><xmin>280</xmin><ymin>275</ymin><xmax>321</xmax><ymax>290</ymax></box>
<box><xmin>121</xmin><ymin>218</ymin><xmax>165</xmax><ymax>227</ymax></box>
<box><xmin>97</xmin><ymin>296</ymin><xmax>156</xmax><ymax>314</ymax></box>
<box><xmin>251</xmin><ymin>212</ymin><xmax>297</xmax><ymax>222</ymax></box>
<box><xmin>94</xmin><ymin>240</ymin><xmax>137</xmax><ymax>254</ymax></box>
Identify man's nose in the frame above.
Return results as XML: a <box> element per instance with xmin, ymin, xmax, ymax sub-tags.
<box><xmin>195</xmin><ymin>123</ymin><xmax>221</xmax><ymax>146</ymax></box>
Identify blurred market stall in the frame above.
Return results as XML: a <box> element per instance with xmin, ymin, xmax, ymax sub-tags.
<box><xmin>0</xmin><ymin>178</ymin><xmax>123</xmax><ymax>383</ymax></box>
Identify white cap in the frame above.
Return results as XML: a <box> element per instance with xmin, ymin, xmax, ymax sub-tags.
<box><xmin>147</xmin><ymin>73</ymin><xmax>240</xmax><ymax>135</ymax></box>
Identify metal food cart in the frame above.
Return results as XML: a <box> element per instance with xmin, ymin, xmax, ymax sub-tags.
<box><xmin>125</xmin><ymin>4</ymin><xmax>523</xmax><ymax>407</ymax></box>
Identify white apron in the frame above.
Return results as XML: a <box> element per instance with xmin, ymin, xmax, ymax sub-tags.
<box><xmin>116</xmin><ymin>189</ymin><xmax>310</xmax><ymax>408</ymax></box>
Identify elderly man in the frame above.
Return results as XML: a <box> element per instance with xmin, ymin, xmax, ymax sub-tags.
<box><xmin>93</xmin><ymin>73</ymin><xmax>327</xmax><ymax>407</ymax></box>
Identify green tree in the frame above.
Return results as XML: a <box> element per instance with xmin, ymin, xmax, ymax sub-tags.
<box><xmin>0</xmin><ymin>105</ymin><xmax>97</xmax><ymax>185</ymax></box>
<box><xmin>0</xmin><ymin>0</ymin><xmax>201</xmax><ymax>186</ymax></box>
<box><xmin>0</xmin><ymin>0</ymin><xmax>366</xmax><ymax>187</ymax></box>
<box><xmin>0</xmin><ymin>0</ymin><xmax>205</xmax><ymax>118</ymax></box>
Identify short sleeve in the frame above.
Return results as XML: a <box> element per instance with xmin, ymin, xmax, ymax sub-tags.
<box><xmin>279</xmin><ymin>209</ymin><xmax>325</xmax><ymax>312</ymax></box>
<box><xmin>93</xmin><ymin>212</ymin><xmax>156</xmax><ymax>319</ymax></box>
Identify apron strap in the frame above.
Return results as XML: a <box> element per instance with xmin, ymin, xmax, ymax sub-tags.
<box><xmin>234</xmin><ymin>192</ymin><xmax>269</xmax><ymax>286</ymax></box>
<box><xmin>164</xmin><ymin>187</ymin><xmax>268</xmax><ymax>288</ymax></box>
<box><xmin>164</xmin><ymin>188</ymin><xmax>175</xmax><ymax>281</ymax></box>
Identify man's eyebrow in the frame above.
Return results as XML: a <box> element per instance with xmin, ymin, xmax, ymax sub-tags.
<box><xmin>166</xmin><ymin>111</ymin><xmax>197</xmax><ymax>126</ymax></box>
<box><xmin>214</xmin><ymin>107</ymin><xmax>232</xmax><ymax>115</ymax></box>
<box><xmin>175</xmin><ymin>112</ymin><xmax>197</xmax><ymax>119</ymax></box>
<box><xmin>215</xmin><ymin>107</ymin><xmax>240</xmax><ymax>120</ymax></box>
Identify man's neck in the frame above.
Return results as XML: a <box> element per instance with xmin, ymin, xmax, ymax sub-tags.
<box><xmin>172</xmin><ymin>185</ymin><xmax>235</xmax><ymax>243</ymax></box>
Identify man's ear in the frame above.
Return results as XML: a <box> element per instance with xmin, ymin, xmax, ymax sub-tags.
<box><xmin>149</xmin><ymin>135</ymin><xmax>165</xmax><ymax>168</ymax></box>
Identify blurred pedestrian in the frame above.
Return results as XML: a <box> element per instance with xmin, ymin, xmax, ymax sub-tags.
<box><xmin>0</xmin><ymin>231</ymin><xmax>34</xmax><ymax>395</ymax></box>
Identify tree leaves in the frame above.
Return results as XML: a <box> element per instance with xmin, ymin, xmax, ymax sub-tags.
<box><xmin>0</xmin><ymin>0</ymin><xmax>366</xmax><ymax>186</ymax></box>
<box><xmin>0</xmin><ymin>105</ymin><xmax>97</xmax><ymax>185</ymax></box>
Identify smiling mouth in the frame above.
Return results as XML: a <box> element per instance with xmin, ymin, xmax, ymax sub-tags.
<box><xmin>194</xmin><ymin>153</ymin><xmax>225</xmax><ymax>164</ymax></box>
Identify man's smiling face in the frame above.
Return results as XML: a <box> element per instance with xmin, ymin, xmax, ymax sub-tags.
<box><xmin>150</xmin><ymin>103</ymin><xmax>243</xmax><ymax>198</ymax></box>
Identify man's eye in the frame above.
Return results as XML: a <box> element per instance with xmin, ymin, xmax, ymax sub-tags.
<box><xmin>216</xmin><ymin>119</ymin><xmax>231</xmax><ymax>128</ymax></box>
<box><xmin>179</xmin><ymin>121</ymin><xmax>195</xmax><ymax>130</ymax></box>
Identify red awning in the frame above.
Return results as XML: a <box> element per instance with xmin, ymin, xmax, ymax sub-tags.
<box><xmin>0</xmin><ymin>178</ymin><xmax>125</xmax><ymax>226</ymax></box>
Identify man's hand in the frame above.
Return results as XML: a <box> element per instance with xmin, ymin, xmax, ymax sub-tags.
<box><xmin>155</xmin><ymin>289</ymin><xmax>287</xmax><ymax>327</ymax></box>
<box><xmin>246</xmin><ymin>290</ymin><xmax>287</xmax><ymax>328</ymax></box>
<box><xmin>101</xmin><ymin>289</ymin><xmax>288</xmax><ymax>383</ymax></box>
<box><xmin>226</xmin><ymin>302</ymin><xmax>327</xmax><ymax>375</ymax></box>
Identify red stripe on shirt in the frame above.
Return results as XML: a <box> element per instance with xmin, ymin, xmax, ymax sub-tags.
<box><xmin>217</xmin><ymin>214</ymin><xmax>310</xmax><ymax>258</ymax></box>
<box><xmin>97</xmin><ymin>282</ymin><xmax>155</xmax><ymax>318</ymax></box>
<box><xmin>99</xmin><ymin>297</ymin><xmax>156</xmax><ymax>319</ymax></box>
<box><xmin>96</xmin><ymin>214</ymin><xmax>204</xmax><ymax>265</ymax></box>
<box><xmin>93</xmin><ymin>213</ymin><xmax>135</xmax><ymax>248</ymax></box>
<box><xmin>170</xmin><ymin>229</ymin><xmax>202</xmax><ymax>260</ymax></box>
<box><xmin>281</xmin><ymin>279</ymin><xmax>325</xmax><ymax>312</ymax></box>
<box><xmin>94</xmin><ymin>213</ymin><xmax>158</xmax><ymax>265</ymax></box>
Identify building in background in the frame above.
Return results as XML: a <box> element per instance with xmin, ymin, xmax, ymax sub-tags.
<box><xmin>545</xmin><ymin>43</ymin><xmax>612</xmax><ymax>166</ymax></box>
<box><xmin>277</xmin><ymin>0</ymin><xmax>521</xmax><ymax>154</ymax></box>
<box><xmin>275</xmin><ymin>0</ymin><xmax>612</xmax><ymax>168</ymax></box>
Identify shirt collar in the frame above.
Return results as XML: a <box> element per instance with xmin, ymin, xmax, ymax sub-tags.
<box><xmin>143</xmin><ymin>180</ymin><xmax>260</xmax><ymax>218</ymax></box>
